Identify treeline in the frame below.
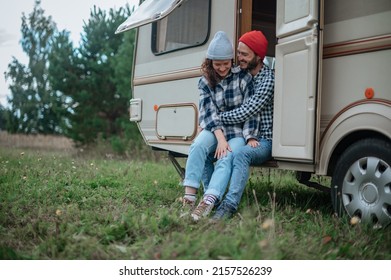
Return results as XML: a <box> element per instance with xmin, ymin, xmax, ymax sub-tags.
<box><xmin>0</xmin><ymin>0</ymin><xmax>142</xmax><ymax>153</ymax></box>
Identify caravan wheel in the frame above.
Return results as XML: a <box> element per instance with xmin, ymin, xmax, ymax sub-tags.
<box><xmin>331</xmin><ymin>138</ymin><xmax>391</xmax><ymax>228</ymax></box>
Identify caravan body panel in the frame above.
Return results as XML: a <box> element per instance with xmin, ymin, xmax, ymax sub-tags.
<box><xmin>317</xmin><ymin>0</ymin><xmax>391</xmax><ymax>174</ymax></box>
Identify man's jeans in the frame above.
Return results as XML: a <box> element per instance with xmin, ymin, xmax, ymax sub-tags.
<box><xmin>223</xmin><ymin>138</ymin><xmax>272</xmax><ymax>210</ymax></box>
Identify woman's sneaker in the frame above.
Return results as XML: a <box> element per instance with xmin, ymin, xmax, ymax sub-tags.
<box><xmin>191</xmin><ymin>201</ymin><xmax>214</xmax><ymax>221</ymax></box>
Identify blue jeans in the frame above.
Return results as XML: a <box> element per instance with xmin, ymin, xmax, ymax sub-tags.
<box><xmin>183</xmin><ymin>130</ymin><xmax>245</xmax><ymax>201</ymax></box>
<box><xmin>201</xmin><ymin>152</ymin><xmax>215</xmax><ymax>193</ymax></box>
<box><xmin>222</xmin><ymin>138</ymin><xmax>272</xmax><ymax>211</ymax></box>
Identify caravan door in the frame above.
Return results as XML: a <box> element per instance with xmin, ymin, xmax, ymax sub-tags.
<box><xmin>273</xmin><ymin>0</ymin><xmax>323</xmax><ymax>162</ymax></box>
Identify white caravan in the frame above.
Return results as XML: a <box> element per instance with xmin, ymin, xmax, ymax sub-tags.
<box><xmin>116</xmin><ymin>0</ymin><xmax>391</xmax><ymax>227</ymax></box>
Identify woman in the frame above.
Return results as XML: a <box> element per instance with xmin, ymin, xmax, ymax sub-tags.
<box><xmin>181</xmin><ymin>31</ymin><xmax>259</xmax><ymax>221</ymax></box>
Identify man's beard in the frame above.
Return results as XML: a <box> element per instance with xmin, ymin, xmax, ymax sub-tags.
<box><xmin>246</xmin><ymin>56</ymin><xmax>260</xmax><ymax>72</ymax></box>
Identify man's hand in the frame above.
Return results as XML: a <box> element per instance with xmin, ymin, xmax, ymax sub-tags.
<box><xmin>247</xmin><ymin>138</ymin><xmax>259</xmax><ymax>147</ymax></box>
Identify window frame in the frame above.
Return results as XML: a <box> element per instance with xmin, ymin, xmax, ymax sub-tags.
<box><xmin>151</xmin><ymin>0</ymin><xmax>212</xmax><ymax>56</ymax></box>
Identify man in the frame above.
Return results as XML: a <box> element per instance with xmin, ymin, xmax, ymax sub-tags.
<box><xmin>212</xmin><ymin>30</ymin><xmax>275</xmax><ymax>220</ymax></box>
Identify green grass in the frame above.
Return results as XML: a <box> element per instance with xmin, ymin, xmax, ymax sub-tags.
<box><xmin>0</xmin><ymin>147</ymin><xmax>390</xmax><ymax>260</ymax></box>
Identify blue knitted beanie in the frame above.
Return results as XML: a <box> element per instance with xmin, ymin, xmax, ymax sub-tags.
<box><xmin>206</xmin><ymin>31</ymin><xmax>234</xmax><ymax>60</ymax></box>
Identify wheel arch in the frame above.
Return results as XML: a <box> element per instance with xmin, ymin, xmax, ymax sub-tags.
<box><xmin>326</xmin><ymin>130</ymin><xmax>389</xmax><ymax>176</ymax></box>
<box><xmin>318</xmin><ymin>100</ymin><xmax>391</xmax><ymax>176</ymax></box>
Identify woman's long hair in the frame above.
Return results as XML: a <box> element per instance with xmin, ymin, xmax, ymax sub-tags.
<box><xmin>201</xmin><ymin>58</ymin><xmax>233</xmax><ymax>89</ymax></box>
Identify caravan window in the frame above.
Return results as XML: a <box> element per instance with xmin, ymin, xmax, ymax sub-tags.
<box><xmin>152</xmin><ymin>0</ymin><xmax>211</xmax><ymax>55</ymax></box>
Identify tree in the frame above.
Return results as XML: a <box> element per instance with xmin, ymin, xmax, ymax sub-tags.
<box><xmin>0</xmin><ymin>105</ymin><xmax>7</xmax><ymax>131</ymax></box>
<box><xmin>4</xmin><ymin>0</ymin><xmax>69</xmax><ymax>134</ymax></box>
<box><xmin>49</xmin><ymin>5</ymin><xmax>135</xmax><ymax>144</ymax></box>
<box><xmin>47</xmin><ymin>30</ymin><xmax>78</xmax><ymax>133</ymax></box>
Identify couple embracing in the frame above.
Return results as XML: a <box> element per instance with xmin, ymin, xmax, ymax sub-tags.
<box><xmin>181</xmin><ymin>30</ymin><xmax>274</xmax><ymax>221</ymax></box>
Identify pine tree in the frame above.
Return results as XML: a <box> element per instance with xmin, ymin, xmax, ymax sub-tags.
<box><xmin>5</xmin><ymin>0</ymin><xmax>68</xmax><ymax>134</ymax></box>
<box><xmin>49</xmin><ymin>5</ymin><xmax>134</xmax><ymax>144</ymax></box>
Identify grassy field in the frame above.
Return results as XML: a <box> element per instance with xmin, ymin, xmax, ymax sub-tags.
<box><xmin>0</xmin><ymin>146</ymin><xmax>390</xmax><ymax>260</ymax></box>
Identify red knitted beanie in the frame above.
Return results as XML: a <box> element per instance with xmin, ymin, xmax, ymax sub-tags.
<box><xmin>239</xmin><ymin>30</ymin><xmax>268</xmax><ymax>60</ymax></box>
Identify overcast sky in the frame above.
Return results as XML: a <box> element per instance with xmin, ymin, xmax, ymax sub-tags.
<box><xmin>0</xmin><ymin>0</ymin><xmax>139</xmax><ymax>107</ymax></box>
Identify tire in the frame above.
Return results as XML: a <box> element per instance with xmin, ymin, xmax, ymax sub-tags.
<box><xmin>331</xmin><ymin>138</ymin><xmax>391</xmax><ymax>228</ymax></box>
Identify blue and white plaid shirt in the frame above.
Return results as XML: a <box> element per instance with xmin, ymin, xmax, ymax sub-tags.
<box><xmin>198</xmin><ymin>66</ymin><xmax>259</xmax><ymax>141</ymax></box>
<box><xmin>220</xmin><ymin>65</ymin><xmax>274</xmax><ymax>140</ymax></box>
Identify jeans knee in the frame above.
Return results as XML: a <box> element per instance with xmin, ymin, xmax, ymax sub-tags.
<box><xmin>233</xmin><ymin>152</ymin><xmax>250</xmax><ymax>166</ymax></box>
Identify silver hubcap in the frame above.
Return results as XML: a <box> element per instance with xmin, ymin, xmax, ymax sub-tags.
<box><xmin>341</xmin><ymin>156</ymin><xmax>391</xmax><ymax>227</ymax></box>
<box><xmin>361</xmin><ymin>183</ymin><xmax>378</xmax><ymax>204</ymax></box>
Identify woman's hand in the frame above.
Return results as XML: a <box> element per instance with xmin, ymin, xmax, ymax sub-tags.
<box><xmin>213</xmin><ymin>129</ymin><xmax>231</xmax><ymax>159</ymax></box>
<box><xmin>215</xmin><ymin>138</ymin><xmax>231</xmax><ymax>159</ymax></box>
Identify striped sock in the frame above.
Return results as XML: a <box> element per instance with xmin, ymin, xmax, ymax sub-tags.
<box><xmin>203</xmin><ymin>194</ymin><xmax>217</xmax><ymax>205</ymax></box>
